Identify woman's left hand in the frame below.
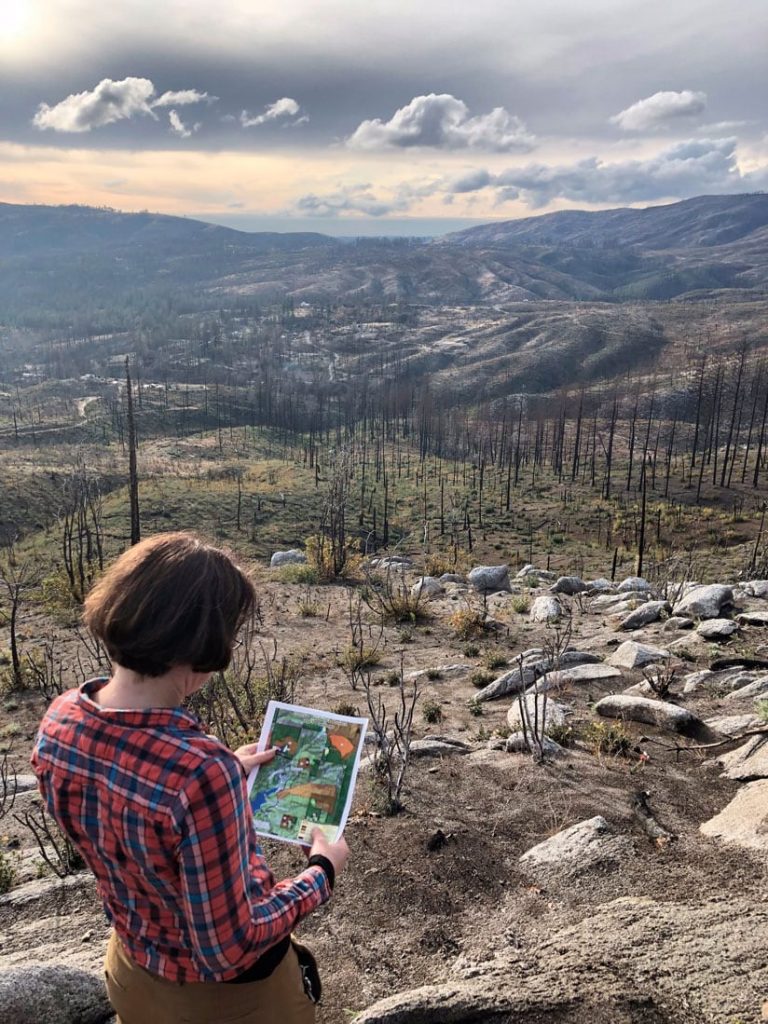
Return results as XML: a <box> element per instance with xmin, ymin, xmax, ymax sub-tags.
<box><xmin>234</xmin><ymin>744</ymin><xmax>277</xmax><ymax>773</ymax></box>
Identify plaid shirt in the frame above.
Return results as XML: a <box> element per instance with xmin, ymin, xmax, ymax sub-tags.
<box><xmin>31</xmin><ymin>679</ymin><xmax>331</xmax><ymax>983</ymax></box>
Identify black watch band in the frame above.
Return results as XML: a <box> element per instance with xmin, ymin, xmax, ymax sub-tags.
<box><xmin>307</xmin><ymin>853</ymin><xmax>335</xmax><ymax>890</ymax></box>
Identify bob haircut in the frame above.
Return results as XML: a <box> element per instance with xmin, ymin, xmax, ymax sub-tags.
<box><xmin>83</xmin><ymin>532</ymin><xmax>256</xmax><ymax>677</ymax></box>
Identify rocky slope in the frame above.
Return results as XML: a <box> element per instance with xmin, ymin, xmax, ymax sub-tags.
<box><xmin>1</xmin><ymin>562</ymin><xmax>768</xmax><ymax>1023</ymax></box>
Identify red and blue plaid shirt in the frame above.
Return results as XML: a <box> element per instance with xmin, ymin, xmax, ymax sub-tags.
<box><xmin>31</xmin><ymin>679</ymin><xmax>331</xmax><ymax>982</ymax></box>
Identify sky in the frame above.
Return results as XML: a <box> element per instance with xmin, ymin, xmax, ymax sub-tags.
<box><xmin>1</xmin><ymin>0</ymin><xmax>767</xmax><ymax>236</ymax></box>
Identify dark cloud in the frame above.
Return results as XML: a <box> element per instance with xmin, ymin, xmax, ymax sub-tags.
<box><xmin>296</xmin><ymin>184</ymin><xmax>409</xmax><ymax>217</ymax></box>
<box><xmin>449</xmin><ymin>137</ymin><xmax>768</xmax><ymax>208</ymax></box>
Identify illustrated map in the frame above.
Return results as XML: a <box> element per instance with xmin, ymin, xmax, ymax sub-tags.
<box><xmin>247</xmin><ymin>701</ymin><xmax>368</xmax><ymax>845</ymax></box>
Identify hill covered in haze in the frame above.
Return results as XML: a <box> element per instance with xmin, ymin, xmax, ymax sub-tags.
<box><xmin>1</xmin><ymin>194</ymin><xmax>767</xmax><ymax>328</ymax></box>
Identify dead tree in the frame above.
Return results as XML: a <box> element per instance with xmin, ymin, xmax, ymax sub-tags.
<box><xmin>125</xmin><ymin>357</ymin><xmax>141</xmax><ymax>546</ymax></box>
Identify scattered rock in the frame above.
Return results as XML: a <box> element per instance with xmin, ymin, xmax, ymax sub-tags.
<box><xmin>468</xmin><ymin>565</ymin><xmax>511</xmax><ymax>593</ymax></box>
<box><xmin>516</xmin><ymin>564</ymin><xmax>556</xmax><ymax>582</ymax></box>
<box><xmin>410</xmin><ymin>576</ymin><xmax>443</xmax><ymax>599</ymax></box>
<box><xmin>550</xmin><ymin>576</ymin><xmax>587</xmax><ymax>595</ymax></box>
<box><xmin>504</xmin><ymin>732</ymin><xmax>564</xmax><ymax>757</ymax></box>
<box><xmin>700</xmin><ymin>779</ymin><xmax>768</xmax><ymax>851</ymax></box>
<box><xmin>584</xmin><ymin>578</ymin><xmax>616</xmax><ymax>594</ymax></box>
<box><xmin>617</xmin><ymin>600</ymin><xmax>670</xmax><ymax>631</ymax></box>
<box><xmin>718</xmin><ymin>735</ymin><xmax>768</xmax><ymax>781</ymax></box>
<box><xmin>506</xmin><ymin>695</ymin><xmax>568</xmax><ymax>734</ymax></box>
<box><xmin>409</xmin><ymin>737</ymin><xmax>471</xmax><ymax>758</ymax></box>
<box><xmin>404</xmin><ymin>664</ymin><xmax>470</xmax><ymax>684</ymax></box>
<box><xmin>520</xmin><ymin>816</ymin><xmax>631</xmax><ymax>871</ymax></box>
<box><xmin>617</xmin><ymin>576</ymin><xmax>653</xmax><ymax>593</ymax></box>
<box><xmin>594</xmin><ymin>694</ymin><xmax>700</xmax><ymax>734</ymax></box>
<box><xmin>438</xmin><ymin>573</ymin><xmax>465</xmax><ymax>584</ymax></box>
<box><xmin>696</xmin><ymin>618</ymin><xmax>739</xmax><ymax>640</ymax></box>
<box><xmin>737</xmin><ymin>610</ymin><xmax>768</xmax><ymax>627</ymax></box>
<box><xmin>533</xmin><ymin>663</ymin><xmax>623</xmax><ymax>692</ymax></box>
<box><xmin>706</xmin><ymin>713</ymin><xmax>760</xmax><ymax>736</ymax></box>
<box><xmin>744</xmin><ymin>580</ymin><xmax>768</xmax><ymax>599</ymax></box>
<box><xmin>673</xmin><ymin>584</ymin><xmax>734</xmax><ymax>620</ymax></box>
<box><xmin>723</xmin><ymin>675</ymin><xmax>768</xmax><ymax>701</ymax></box>
<box><xmin>529</xmin><ymin>595</ymin><xmax>563</xmax><ymax>623</ymax></box>
<box><xmin>269</xmin><ymin>548</ymin><xmax>307</xmax><ymax>568</ymax></box>
<box><xmin>372</xmin><ymin>556</ymin><xmax>412</xmax><ymax>570</ymax></box>
<box><xmin>606</xmin><ymin>640</ymin><xmax>670</xmax><ymax>670</ymax></box>
<box><xmin>662</xmin><ymin>616</ymin><xmax>694</xmax><ymax>631</ymax></box>
<box><xmin>683</xmin><ymin>669</ymin><xmax>761</xmax><ymax>695</ymax></box>
<box><xmin>0</xmin><ymin>964</ymin><xmax>111</xmax><ymax>1024</ymax></box>
<box><xmin>10</xmin><ymin>774</ymin><xmax>38</xmax><ymax>794</ymax></box>
<box><xmin>473</xmin><ymin>650</ymin><xmax>600</xmax><ymax>702</ymax></box>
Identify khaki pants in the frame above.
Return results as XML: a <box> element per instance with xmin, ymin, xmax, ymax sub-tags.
<box><xmin>105</xmin><ymin>931</ymin><xmax>316</xmax><ymax>1024</ymax></box>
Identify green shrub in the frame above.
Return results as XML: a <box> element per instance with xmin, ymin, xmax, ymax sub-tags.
<box><xmin>510</xmin><ymin>595</ymin><xmax>531</xmax><ymax>614</ymax></box>
<box><xmin>463</xmin><ymin>644</ymin><xmax>480</xmax><ymax>658</ymax></box>
<box><xmin>423</xmin><ymin>700</ymin><xmax>443</xmax><ymax>724</ymax></box>
<box><xmin>584</xmin><ymin>720</ymin><xmax>632</xmax><ymax>756</ymax></box>
<box><xmin>425</xmin><ymin>668</ymin><xmax>442</xmax><ymax>681</ymax></box>
<box><xmin>0</xmin><ymin>851</ymin><xmax>16</xmax><ymax>895</ymax></box>
<box><xmin>450</xmin><ymin>608</ymin><xmax>486</xmax><ymax>641</ymax></box>
<box><xmin>483</xmin><ymin>651</ymin><xmax>508</xmax><ymax>670</ymax></box>
<box><xmin>470</xmin><ymin>670</ymin><xmax>495</xmax><ymax>689</ymax></box>
<box><xmin>277</xmin><ymin>563</ymin><xmax>319</xmax><ymax>585</ymax></box>
<box><xmin>468</xmin><ymin>701</ymin><xmax>484</xmax><ymax>717</ymax></box>
<box><xmin>331</xmin><ymin>702</ymin><xmax>358</xmax><ymax>717</ymax></box>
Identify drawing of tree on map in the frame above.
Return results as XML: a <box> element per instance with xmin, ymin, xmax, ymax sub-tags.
<box><xmin>247</xmin><ymin>702</ymin><xmax>368</xmax><ymax>845</ymax></box>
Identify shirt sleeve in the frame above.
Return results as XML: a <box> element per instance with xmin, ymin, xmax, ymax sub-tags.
<box><xmin>174</xmin><ymin>754</ymin><xmax>331</xmax><ymax>978</ymax></box>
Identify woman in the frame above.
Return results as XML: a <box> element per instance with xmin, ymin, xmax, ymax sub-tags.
<box><xmin>32</xmin><ymin>532</ymin><xmax>348</xmax><ymax>1024</ymax></box>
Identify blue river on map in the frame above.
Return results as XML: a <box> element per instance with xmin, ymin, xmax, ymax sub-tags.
<box><xmin>251</xmin><ymin>785</ymin><xmax>280</xmax><ymax>812</ymax></box>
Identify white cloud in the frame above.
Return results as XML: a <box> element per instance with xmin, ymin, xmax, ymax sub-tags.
<box><xmin>483</xmin><ymin>137</ymin><xmax>767</xmax><ymax>207</ymax></box>
<box><xmin>611</xmin><ymin>90</ymin><xmax>707</xmax><ymax>132</ymax></box>
<box><xmin>33</xmin><ymin>77</ymin><xmax>157</xmax><ymax>132</ymax></box>
<box><xmin>153</xmin><ymin>89</ymin><xmax>212</xmax><ymax>107</ymax></box>
<box><xmin>240</xmin><ymin>97</ymin><xmax>306</xmax><ymax>127</ymax></box>
<box><xmin>347</xmin><ymin>93</ymin><xmax>534</xmax><ymax>152</ymax></box>
<box><xmin>168</xmin><ymin>110</ymin><xmax>200</xmax><ymax>138</ymax></box>
<box><xmin>32</xmin><ymin>77</ymin><xmax>210</xmax><ymax>133</ymax></box>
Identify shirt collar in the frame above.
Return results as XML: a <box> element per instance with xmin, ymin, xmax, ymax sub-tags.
<box><xmin>78</xmin><ymin>677</ymin><xmax>204</xmax><ymax>730</ymax></box>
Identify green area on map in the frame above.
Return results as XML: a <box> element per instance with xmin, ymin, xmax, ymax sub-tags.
<box><xmin>248</xmin><ymin>707</ymin><xmax>364</xmax><ymax>843</ymax></box>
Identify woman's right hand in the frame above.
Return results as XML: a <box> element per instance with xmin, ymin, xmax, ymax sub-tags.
<box><xmin>308</xmin><ymin>828</ymin><xmax>349</xmax><ymax>878</ymax></box>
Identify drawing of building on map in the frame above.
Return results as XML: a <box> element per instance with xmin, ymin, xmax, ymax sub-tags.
<box><xmin>247</xmin><ymin>702</ymin><xmax>368</xmax><ymax>845</ymax></box>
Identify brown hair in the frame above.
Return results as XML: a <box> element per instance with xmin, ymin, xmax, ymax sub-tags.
<box><xmin>83</xmin><ymin>532</ymin><xmax>256</xmax><ymax>677</ymax></box>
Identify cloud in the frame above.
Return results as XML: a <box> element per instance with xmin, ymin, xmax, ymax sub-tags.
<box><xmin>32</xmin><ymin>77</ymin><xmax>210</xmax><ymax>133</ymax></box>
<box><xmin>485</xmin><ymin>137</ymin><xmax>768</xmax><ymax>207</ymax></box>
<box><xmin>33</xmin><ymin>77</ymin><xmax>158</xmax><ymax>132</ymax></box>
<box><xmin>240</xmin><ymin>97</ymin><xmax>307</xmax><ymax>127</ymax></box>
<box><xmin>295</xmin><ymin>183</ymin><xmax>408</xmax><ymax>217</ymax></box>
<box><xmin>450</xmin><ymin>169</ymin><xmax>494</xmax><ymax>193</ymax></box>
<box><xmin>168</xmin><ymin>110</ymin><xmax>200</xmax><ymax>138</ymax></box>
<box><xmin>347</xmin><ymin>93</ymin><xmax>534</xmax><ymax>152</ymax></box>
<box><xmin>153</xmin><ymin>89</ymin><xmax>212</xmax><ymax>107</ymax></box>
<box><xmin>611</xmin><ymin>90</ymin><xmax>707</xmax><ymax>132</ymax></box>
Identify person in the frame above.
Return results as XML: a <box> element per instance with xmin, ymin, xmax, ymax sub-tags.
<box><xmin>31</xmin><ymin>531</ymin><xmax>348</xmax><ymax>1024</ymax></box>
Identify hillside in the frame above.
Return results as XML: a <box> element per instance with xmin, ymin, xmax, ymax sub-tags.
<box><xmin>1</xmin><ymin>196</ymin><xmax>768</xmax><ymax>327</ymax></box>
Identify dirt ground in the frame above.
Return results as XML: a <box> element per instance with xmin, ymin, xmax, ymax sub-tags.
<box><xmin>1</xmin><ymin>570</ymin><xmax>767</xmax><ymax>1022</ymax></box>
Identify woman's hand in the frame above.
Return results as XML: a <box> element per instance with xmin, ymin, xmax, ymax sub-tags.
<box><xmin>308</xmin><ymin>828</ymin><xmax>349</xmax><ymax>878</ymax></box>
<box><xmin>234</xmin><ymin>743</ymin><xmax>276</xmax><ymax>774</ymax></box>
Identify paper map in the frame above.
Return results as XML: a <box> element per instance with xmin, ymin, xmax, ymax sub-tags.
<box><xmin>247</xmin><ymin>701</ymin><xmax>368</xmax><ymax>846</ymax></box>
